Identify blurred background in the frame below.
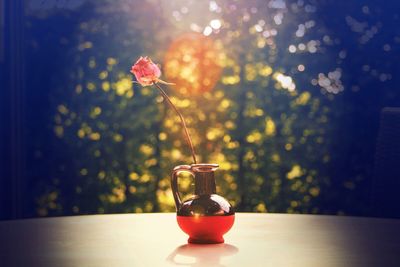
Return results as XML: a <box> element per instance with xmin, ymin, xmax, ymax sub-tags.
<box><xmin>1</xmin><ymin>0</ymin><xmax>399</xmax><ymax>219</ymax></box>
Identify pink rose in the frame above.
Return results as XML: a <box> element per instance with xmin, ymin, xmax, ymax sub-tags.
<box><xmin>130</xmin><ymin>56</ymin><xmax>161</xmax><ymax>86</ymax></box>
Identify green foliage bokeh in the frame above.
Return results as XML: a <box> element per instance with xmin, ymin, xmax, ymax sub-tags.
<box><xmin>26</xmin><ymin>0</ymin><xmax>399</xmax><ymax>217</ymax></box>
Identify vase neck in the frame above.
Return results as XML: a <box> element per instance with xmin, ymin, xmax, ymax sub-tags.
<box><xmin>194</xmin><ymin>171</ymin><xmax>216</xmax><ymax>195</ymax></box>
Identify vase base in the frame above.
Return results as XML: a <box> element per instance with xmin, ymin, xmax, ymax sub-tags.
<box><xmin>188</xmin><ymin>237</ymin><xmax>224</xmax><ymax>244</ymax></box>
<box><xmin>177</xmin><ymin>215</ymin><xmax>235</xmax><ymax>245</ymax></box>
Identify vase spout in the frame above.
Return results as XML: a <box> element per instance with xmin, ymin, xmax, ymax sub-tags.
<box><xmin>191</xmin><ymin>164</ymin><xmax>218</xmax><ymax>196</ymax></box>
<box><xmin>190</xmin><ymin>163</ymin><xmax>219</xmax><ymax>173</ymax></box>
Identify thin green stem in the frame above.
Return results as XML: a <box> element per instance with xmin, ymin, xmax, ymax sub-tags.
<box><xmin>153</xmin><ymin>83</ymin><xmax>197</xmax><ymax>164</ymax></box>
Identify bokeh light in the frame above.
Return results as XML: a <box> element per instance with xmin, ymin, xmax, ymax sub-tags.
<box><xmin>10</xmin><ymin>0</ymin><xmax>399</xmax><ymax>218</ymax></box>
<box><xmin>164</xmin><ymin>33</ymin><xmax>223</xmax><ymax>94</ymax></box>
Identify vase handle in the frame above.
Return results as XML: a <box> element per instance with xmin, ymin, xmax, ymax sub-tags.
<box><xmin>171</xmin><ymin>165</ymin><xmax>193</xmax><ymax>210</ymax></box>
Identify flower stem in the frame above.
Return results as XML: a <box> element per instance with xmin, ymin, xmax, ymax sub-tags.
<box><xmin>153</xmin><ymin>83</ymin><xmax>197</xmax><ymax>164</ymax></box>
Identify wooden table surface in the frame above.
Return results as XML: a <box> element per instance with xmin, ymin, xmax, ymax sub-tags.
<box><xmin>0</xmin><ymin>213</ymin><xmax>400</xmax><ymax>267</ymax></box>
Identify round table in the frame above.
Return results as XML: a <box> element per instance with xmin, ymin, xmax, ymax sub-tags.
<box><xmin>0</xmin><ymin>213</ymin><xmax>399</xmax><ymax>267</ymax></box>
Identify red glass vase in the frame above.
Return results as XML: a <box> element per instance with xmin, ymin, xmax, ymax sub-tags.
<box><xmin>171</xmin><ymin>163</ymin><xmax>235</xmax><ymax>244</ymax></box>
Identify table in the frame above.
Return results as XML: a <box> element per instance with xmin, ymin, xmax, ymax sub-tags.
<box><xmin>1</xmin><ymin>213</ymin><xmax>400</xmax><ymax>267</ymax></box>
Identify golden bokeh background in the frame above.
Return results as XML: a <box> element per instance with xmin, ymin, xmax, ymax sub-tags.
<box><xmin>164</xmin><ymin>33</ymin><xmax>223</xmax><ymax>95</ymax></box>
